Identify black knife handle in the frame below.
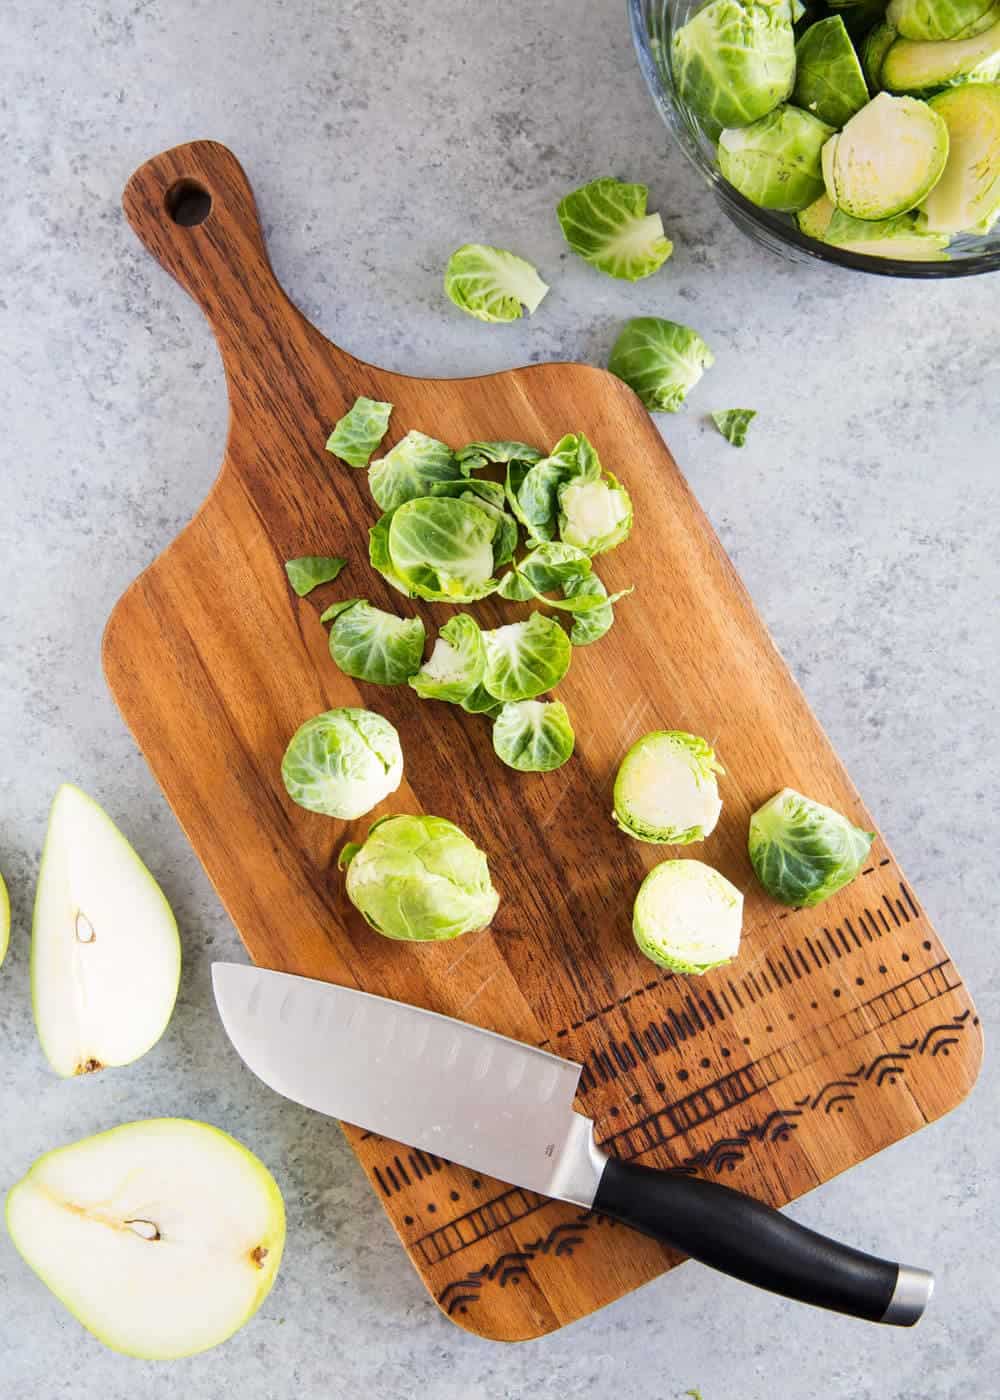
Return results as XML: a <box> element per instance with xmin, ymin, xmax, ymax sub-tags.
<box><xmin>592</xmin><ymin>1158</ymin><xmax>932</xmax><ymax>1326</ymax></box>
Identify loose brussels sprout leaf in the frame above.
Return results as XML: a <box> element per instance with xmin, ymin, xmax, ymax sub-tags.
<box><xmin>825</xmin><ymin>206</ymin><xmax>950</xmax><ymax>256</ymax></box>
<box><xmin>793</xmin><ymin>17</ymin><xmax>870</xmax><ymax>127</ymax></box>
<box><xmin>614</xmin><ymin>731</ymin><xmax>724</xmax><ymax>845</ymax></box>
<box><xmin>325</xmin><ymin>397</ymin><xmax>393</xmax><ymax>469</ymax></box>
<box><xmin>564</xmin><ymin>574</ymin><xmax>616</xmax><ymax>645</ymax></box>
<box><xmin>509</xmin><ymin>433</ymin><xmax>602</xmax><ymax>543</ymax></box>
<box><xmin>608</xmin><ymin>318</ymin><xmax>715</xmax><ymax>414</ymax></box>
<box><xmin>368</xmin><ymin>512</ymin><xmax>411</xmax><ymax>596</ymax></box>
<box><xmin>408</xmin><ymin>613</ymin><xmax>486</xmax><ymax>703</ymax></box>
<box><xmin>633</xmin><ymin>860</ymin><xmax>743</xmax><ymax>975</ymax></box>
<box><xmin>482</xmin><ymin>612</ymin><xmax>572</xmax><ymax>701</ymax></box>
<box><xmin>673</xmin><ymin>0</ymin><xmax>796</xmax><ymax>135</ymax></box>
<box><xmin>428</xmin><ymin>479</ymin><xmax>519</xmax><ymax>567</ymax></box>
<box><xmin>455</xmin><ymin>440</ymin><xmax>544</xmax><ymax>471</ymax></box>
<box><xmin>461</xmin><ymin>682</ymin><xmax>503</xmax><ymax>716</ymax></box>
<box><xmin>556</xmin><ymin>178</ymin><xmax>674</xmax><ymax>281</ymax></box>
<box><xmin>711</xmin><ymin>408</ymin><xmax>757</xmax><ymax>445</ymax></box>
<box><xmin>444</xmin><ymin>244</ymin><xmax>549</xmax><ymax>323</ymax></box>
<box><xmin>497</xmin><ymin>541</ymin><xmax>592</xmax><ymax>600</ymax></box>
<box><xmin>284</xmin><ymin>555</ymin><xmax>347</xmax><ymax>597</ymax></box>
<box><xmin>492</xmin><ymin>700</ymin><xmax>575</xmax><ymax>773</ymax></box>
<box><xmin>881</xmin><ymin>14</ymin><xmax>1000</xmax><ymax>91</ymax></box>
<box><xmin>887</xmin><ymin>0</ymin><xmax>994</xmax><ymax>40</ymax></box>
<box><xmin>861</xmin><ymin>21</ymin><xmax>898</xmax><ymax>92</ymax></box>
<box><xmin>558</xmin><ymin>473</ymin><xmax>633</xmax><ymax>555</ymax></box>
<box><xmin>719</xmin><ymin>104</ymin><xmax>835</xmax><ymax>212</ymax></box>
<box><xmin>822</xmin><ymin>93</ymin><xmax>949</xmax><ymax>218</ymax></box>
<box><xmin>387</xmin><ymin>497</ymin><xmax>499</xmax><ymax>602</ymax></box>
<box><xmin>281</xmin><ymin>708</ymin><xmax>403</xmax><ymax>820</ymax></box>
<box><xmin>340</xmin><ymin>814</ymin><xmax>499</xmax><ymax>941</ymax></box>
<box><xmin>920</xmin><ymin>84</ymin><xmax>1000</xmax><ymax>232</ymax></box>
<box><xmin>749</xmin><ymin>788</ymin><xmax>874</xmax><ymax>906</ymax></box>
<box><xmin>328</xmin><ymin>600</ymin><xmax>426</xmax><ymax>686</ymax></box>
<box><xmin>369</xmin><ymin>430</ymin><xmax>463</xmax><ymax>512</ymax></box>
<box><xmin>796</xmin><ymin>192</ymin><xmax>836</xmax><ymax>237</ymax></box>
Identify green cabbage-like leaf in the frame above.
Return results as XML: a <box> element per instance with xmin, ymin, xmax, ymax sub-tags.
<box><xmin>608</xmin><ymin>318</ymin><xmax>714</xmax><ymax>413</ymax></box>
<box><xmin>748</xmin><ymin>787</ymin><xmax>875</xmax><ymax>906</ymax></box>
<box><xmin>455</xmin><ymin>440</ymin><xmax>544</xmax><ymax>470</ymax></box>
<box><xmin>564</xmin><ymin>574</ymin><xmax>616</xmax><ymax>645</ymax></box>
<box><xmin>284</xmin><ymin>555</ymin><xmax>347</xmax><ymax>597</ymax></box>
<box><xmin>614</xmin><ymin>731</ymin><xmax>725</xmax><ymax>845</ymax></box>
<box><xmin>444</xmin><ymin>244</ymin><xmax>549</xmax><ymax>323</ymax></box>
<box><xmin>429</xmin><ymin>479</ymin><xmax>519</xmax><ymax>567</ymax></box>
<box><xmin>633</xmin><ymin>860</ymin><xmax>744</xmax><ymax>974</ymax></box>
<box><xmin>369</xmin><ymin>430</ymin><xmax>463</xmax><ymax>511</ymax></box>
<box><xmin>711</xmin><ymin>408</ymin><xmax>757</xmax><ymax>445</ymax></box>
<box><xmin>409</xmin><ymin>613</ymin><xmax>486</xmax><ymax>703</ymax></box>
<box><xmin>793</xmin><ymin>17</ymin><xmax>870</xmax><ymax>127</ymax></box>
<box><xmin>673</xmin><ymin>0</ymin><xmax>796</xmax><ymax>135</ymax></box>
<box><xmin>327</xmin><ymin>600</ymin><xmax>425</xmax><ymax>686</ymax></box>
<box><xmin>385</xmin><ymin>497</ymin><xmax>500</xmax><ymax>603</ymax></box>
<box><xmin>508</xmin><ymin>433</ymin><xmax>602</xmax><ymax>543</ymax></box>
<box><xmin>492</xmin><ymin>700</ymin><xmax>576</xmax><ymax>772</ymax></box>
<box><xmin>482</xmin><ymin>612</ymin><xmax>572</xmax><ymax>701</ymax></box>
<box><xmin>460</xmin><ymin>683</ymin><xmax>503</xmax><ymax>716</ymax></box>
<box><xmin>325</xmin><ymin>398</ymin><xmax>393</xmax><ymax>468</ymax></box>
<box><xmin>556</xmin><ymin>178</ymin><xmax>674</xmax><ymax>281</ymax></box>
<box><xmin>281</xmin><ymin>708</ymin><xmax>402</xmax><ymax>819</ymax></box>
<box><xmin>498</xmin><ymin>542</ymin><xmax>592</xmax><ymax>601</ymax></box>
<box><xmin>340</xmin><ymin>814</ymin><xmax>499</xmax><ymax>941</ymax></box>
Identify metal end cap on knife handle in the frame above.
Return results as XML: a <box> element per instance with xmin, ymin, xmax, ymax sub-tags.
<box><xmin>881</xmin><ymin>1265</ymin><xmax>934</xmax><ymax>1326</ymax></box>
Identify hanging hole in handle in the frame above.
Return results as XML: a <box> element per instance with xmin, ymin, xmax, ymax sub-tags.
<box><xmin>165</xmin><ymin>179</ymin><xmax>212</xmax><ymax>227</ymax></box>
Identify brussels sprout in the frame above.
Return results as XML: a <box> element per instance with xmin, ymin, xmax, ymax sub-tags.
<box><xmin>444</xmin><ymin>244</ymin><xmax>549</xmax><ymax>322</ymax></box>
<box><xmin>748</xmin><ymin>787</ymin><xmax>874</xmax><ymax>906</ymax></box>
<box><xmin>482</xmin><ymin>612</ymin><xmax>572</xmax><ymax>701</ymax></box>
<box><xmin>821</xmin><ymin>93</ymin><xmax>949</xmax><ymax>218</ymax></box>
<box><xmin>368</xmin><ymin>430</ymin><xmax>463</xmax><ymax>512</ymax></box>
<box><xmin>556</xmin><ymin>178</ymin><xmax>674</xmax><ymax>281</ymax></box>
<box><xmin>281</xmin><ymin>709</ymin><xmax>402</xmax><ymax>820</ymax></box>
<box><xmin>492</xmin><ymin>700</ymin><xmax>576</xmax><ymax>772</ymax></box>
<box><xmin>711</xmin><ymin>409</ymin><xmax>757</xmax><ymax>445</ymax></box>
<box><xmin>507</xmin><ymin>433</ymin><xmax>602</xmax><ymax>543</ymax></box>
<box><xmin>719</xmin><ymin>104</ymin><xmax>835</xmax><ymax>211</ymax></box>
<box><xmin>861</xmin><ymin>21</ymin><xmax>898</xmax><ymax>92</ymax></box>
<box><xmin>563</xmin><ymin>574</ymin><xmax>617</xmax><ymax>645</ymax></box>
<box><xmin>796</xmin><ymin>192</ymin><xmax>837</xmax><ymax>237</ymax></box>
<box><xmin>887</xmin><ymin>0</ymin><xmax>994</xmax><ymax>40</ymax></box>
<box><xmin>824</xmin><ymin>206</ymin><xmax>951</xmax><ymax>255</ymax></box>
<box><xmin>384</xmin><ymin>497</ymin><xmax>499</xmax><ymax>602</ymax></box>
<box><xmin>455</xmin><ymin>440</ymin><xmax>543</xmax><ymax>471</ymax></box>
<box><xmin>558</xmin><ymin>473</ymin><xmax>633</xmax><ymax>555</ymax></box>
<box><xmin>608</xmin><ymin>318</ymin><xmax>715</xmax><ymax>414</ymax></box>
<box><xmin>673</xmin><ymin>0</ymin><xmax>796</xmax><ymax>134</ymax></box>
<box><xmin>408</xmin><ymin>613</ymin><xmax>486</xmax><ymax>703</ymax></box>
<box><xmin>793</xmin><ymin>18</ymin><xmax>870</xmax><ymax>126</ymax></box>
<box><xmin>339</xmin><ymin>814</ymin><xmax>499</xmax><ymax>941</ymax></box>
<box><xmin>325</xmin><ymin>397</ymin><xmax>393</xmax><ymax>469</ymax></box>
<box><xmin>613</xmin><ymin>731</ymin><xmax>724</xmax><ymax>845</ymax></box>
<box><xmin>633</xmin><ymin>860</ymin><xmax>744</xmax><ymax>975</ymax></box>
<box><xmin>919</xmin><ymin>84</ymin><xmax>1000</xmax><ymax>233</ymax></box>
<box><xmin>284</xmin><ymin>555</ymin><xmax>347</xmax><ymax>597</ymax></box>
<box><xmin>881</xmin><ymin>13</ymin><xmax>1000</xmax><ymax>90</ymax></box>
<box><xmin>326</xmin><ymin>600</ymin><xmax>425</xmax><ymax>686</ymax></box>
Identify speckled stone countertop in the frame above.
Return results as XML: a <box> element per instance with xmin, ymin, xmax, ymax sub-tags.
<box><xmin>1</xmin><ymin>2</ymin><xmax>996</xmax><ymax>1396</ymax></box>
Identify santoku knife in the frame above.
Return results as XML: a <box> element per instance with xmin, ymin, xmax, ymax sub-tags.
<box><xmin>212</xmin><ymin>962</ymin><xmax>932</xmax><ymax>1326</ymax></box>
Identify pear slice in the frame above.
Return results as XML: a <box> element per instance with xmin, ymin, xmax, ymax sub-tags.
<box><xmin>0</xmin><ymin>869</ymin><xmax>9</xmax><ymax>966</ymax></box>
<box><xmin>5</xmin><ymin>1119</ymin><xmax>285</xmax><ymax>1359</ymax></box>
<box><xmin>32</xmin><ymin>784</ymin><xmax>180</xmax><ymax>1076</ymax></box>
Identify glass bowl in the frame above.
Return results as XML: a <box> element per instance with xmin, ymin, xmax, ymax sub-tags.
<box><xmin>628</xmin><ymin>0</ymin><xmax>1000</xmax><ymax>278</ymax></box>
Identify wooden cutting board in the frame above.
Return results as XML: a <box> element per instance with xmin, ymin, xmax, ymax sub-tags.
<box><xmin>105</xmin><ymin>142</ymin><xmax>982</xmax><ymax>1341</ymax></box>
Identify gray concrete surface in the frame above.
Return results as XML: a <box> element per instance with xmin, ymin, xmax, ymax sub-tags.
<box><xmin>0</xmin><ymin>2</ymin><xmax>997</xmax><ymax>1396</ymax></box>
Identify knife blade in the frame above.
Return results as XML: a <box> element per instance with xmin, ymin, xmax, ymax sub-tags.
<box><xmin>213</xmin><ymin>962</ymin><xmax>933</xmax><ymax>1327</ymax></box>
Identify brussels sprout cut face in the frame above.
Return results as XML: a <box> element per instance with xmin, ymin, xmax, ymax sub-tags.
<box><xmin>608</xmin><ymin>318</ymin><xmax>714</xmax><ymax>413</ymax></box>
<box><xmin>633</xmin><ymin>860</ymin><xmax>744</xmax><ymax>975</ymax></box>
<box><xmin>719</xmin><ymin>104</ymin><xmax>835</xmax><ymax>212</ymax></box>
<box><xmin>281</xmin><ymin>708</ymin><xmax>403</xmax><ymax>820</ymax></box>
<box><xmin>920</xmin><ymin>84</ymin><xmax>1000</xmax><ymax>233</ymax></box>
<box><xmin>824</xmin><ymin>207</ymin><xmax>950</xmax><ymax>257</ymax></box>
<box><xmin>325</xmin><ymin>397</ymin><xmax>393</xmax><ymax>468</ymax></box>
<box><xmin>558</xmin><ymin>474</ymin><xmax>633</xmax><ymax>556</ymax></box>
<box><xmin>673</xmin><ymin>0</ymin><xmax>796</xmax><ymax>134</ymax></box>
<box><xmin>492</xmin><ymin>700</ymin><xmax>576</xmax><ymax>772</ymax></box>
<box><xmin>748</xmin><ymin>787</ymin><xmax>874</xmax><ymax>907</ymax></box>
<box><xmin>614</xmin><ymin>731</ymin><xmax>724</xmax><ymax>845</ymax></box>
<box><xmin>482</xmin><ymin>613</ymin><xmax>572</xmax><ymax>701</ymax></box>
<box><xmin>556</xmin><ymin>178</ymin><xmax>673</xmax><ymax>281</ymax></box>
<box><xmin>822</xmin><ymin>93</ymin><xmax>950</xmax><ymax>218</ymax></box>
<box><xmin>444</xmin><ymin>244</ymin><xmax>549</xmax><ymax>322</ymax></box>
<box><xmin>340</xmin><ymin>814</ymin><xmax>499</xmax><ymax>941</ymax></box>
<box><xmin>881</xmin><ymin>14</ymin><xmax>1000</xmax><ymax>92</ymax></box>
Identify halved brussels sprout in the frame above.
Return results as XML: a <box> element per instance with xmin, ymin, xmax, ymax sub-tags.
<box><xmin>327</xmin><ymin>600</ymin><xmax>425</xmax><ymax>686</ymax></box>
<box><xmin>886</xmin><ymin>0</ymin><xmax>995</xmax><ymax>41</ymax></box>
<box><xmin>482</xmin><ymin>613</ymin><xmax>572</xmax><ymax>701</ymax></box>
<box><xmin>673</xmin><ymin>0</ymin><xmax>796</xmax><ymax>134</ymax></box>
<box><xmin>558</xmin><ymin>473</ymin><xmax>633</xmax><ymax>555</ymax></box>
<box><xmin>824</xmin><ymin>206</ymin><xmax>951</xmax><ymax>256</ymax></box>
<box><xmin>633</xmin><ymin>860</ymin><xmax>744</xmax><ymax>975</ymax></box>
<box><xmin>608</xmin><ymin>318</ymin><xmax>714</xmax><ymax>413</ymax></box>
<box><xmin>556</xmin><ymin>178</ymin><xmax>673</xmax><ymax>281</ymax></box>
<box><xmin>613</xmin><ymin>731</ymin><xmax>724</xmax><ymax>845</ymax></box>
<box><xmin>284</xmin><ymin>555</ymin><xmax>347</xmax><ymax>597</ymax></box>
<box><xmin>881</xmin><ymin>12</ymin><xmax>1000</xmax><ymax>91</ymax></box>
<box><xmin>719</xmin><ymin>104</ymin><xmax>835</xmax><ymax>211</ymax></box>
<box><xmin>793</xmin><ymin>17</ymin><xmax>870</xmax><ymax>127</ymax></box>
<box><xmin>339</xmin><ymin>814</ymin><xmax>499</xmax><ymax>941</ymax></box>
<box><xmin>326</xmin><ymin>397</ymin><xmax>393</xmax><ymax>469</ymax></box>
<box><xmin>822</xmin><ymin>93</ymin><xmax>949</xmax><ymax>218</ymax></box>
<box><xmin>919</xmin><ymin>83</ymin><xmax>1000</xmax><ymax>233</ymax></box>
<box><xmin>368</xmin><ymin>430</ymin><xmax>463</xmax><ymax>512</ymax></box>
<box><xmin>281</xmin><ymin>709</ymin><xmax>402</xmax><ymax>820</ymax></box>
<box><xmin>408</xmin><ymin>613</ymin><xmax>486</xmax><ymax>703</ymax></box>
<box><xmin>748</xmin><ymin>787</ymin><xmax>874</xmax><ymax>906</ymax></box>
<box><xmin>492</xmin><ymin>700</ymin><xmax>576</xmax><ymax>772</ymax></box>
<box><xmin>383</xmin><ymin>497</ymin><xmax>499</xmax><ymax>603</ymax></box>
<box><xmin>796</xmin><ymin>191</ymin><xmax>837</xmax><ymax>237</ymax></box>
<box><xmin>861</xmin><ymin>21</ymin><xmax>898</xmax><ymax>92</ymax></box>
<box><xmin>444</xmin><ymin>244</ymin><xmax>549</xmax><ymax>322</ymax></box>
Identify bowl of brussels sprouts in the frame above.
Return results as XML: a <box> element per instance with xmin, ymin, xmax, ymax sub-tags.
<box><xmin>629</xmin><ymin>0</ymin><xmax>1000</xmax><ymax>276</ymax></box>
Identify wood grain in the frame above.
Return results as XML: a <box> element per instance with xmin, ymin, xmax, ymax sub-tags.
<box><xmin>105</xmin><ymin>142</ymin><xmax>982</xmax><ymax>1341</ymax></box>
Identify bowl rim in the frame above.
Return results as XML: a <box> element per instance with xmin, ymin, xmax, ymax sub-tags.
<box><xmin>628</xmin><ymin>0</ymin><xmax>1000</xmax><ymax>279</ymax></box>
